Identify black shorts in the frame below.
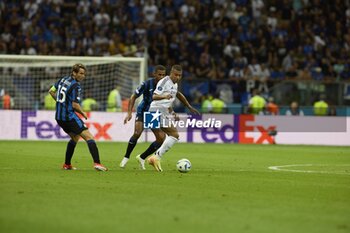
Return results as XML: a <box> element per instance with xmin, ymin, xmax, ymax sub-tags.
<box><xmin>57</xmin><ymin>119</ymin><xmax>88</xmax><ymax>135</ymax></box>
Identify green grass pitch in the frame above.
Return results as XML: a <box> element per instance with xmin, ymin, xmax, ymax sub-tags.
<box><xmin>0</xmin><ymin>141</ymin><xmax>349</xmax><ymax>233</ymax></box>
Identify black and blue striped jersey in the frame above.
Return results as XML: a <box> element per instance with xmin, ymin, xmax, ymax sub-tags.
<box><xmin>53</xmin><ymin>75</ymin><xmax>82</xmax><ymax>121</ymax></box>
<box><xmin>135</xmin><ymin>78</ymin><xmax>157</xmax><ymax>114</ymax></box>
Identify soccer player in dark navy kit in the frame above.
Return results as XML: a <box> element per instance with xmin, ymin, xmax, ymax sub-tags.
<box><xmin>120</xmin><ymin>65</ymin><xmax>199</xmax><ymax>169</ymax></box>
<box><xmin>119</xmin><ymin>65</ymin><xmax>166</xmax><ymax>169</ymax></box>
<box><xmin>49</xmin><ymin>63</ymin><xmax>107</xmax><ymax>171</ymax></box>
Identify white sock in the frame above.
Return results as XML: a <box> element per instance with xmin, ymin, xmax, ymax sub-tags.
<box><xmin>155</xmin><ymin>136</ymin><xmax>178</xmax><ymax>159</ymax></box>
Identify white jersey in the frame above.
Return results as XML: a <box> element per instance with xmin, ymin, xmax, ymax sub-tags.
<box><xmin>150</xmin><ymin>75</ymin><xmax>178</xmax><ymax>109</ymax></box>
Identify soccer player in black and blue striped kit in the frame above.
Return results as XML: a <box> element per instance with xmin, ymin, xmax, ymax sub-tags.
<box><xmin>49</xmin><ymin>63</ymin><xmax>107</xmax><ymax>171</ymax></box>
<box><xmin>120</xmin><ymin>65</ymin><xmax>199</xmax><ymax>169</ymax></box>
<box><xmin>120</xmin><ymin>65</ymin><xmax>166</xmax><ymax>169</ymax></box>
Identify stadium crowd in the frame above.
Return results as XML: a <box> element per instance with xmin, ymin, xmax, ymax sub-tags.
<box><xmin>1</xmin><ymin>0</ymin><xmax>350</xmax><ymax>80</ymax></box>
<box><xmin>0</xmin><ymin>0</ymin><xmax>350</xmax><ymax>108</ymax></box>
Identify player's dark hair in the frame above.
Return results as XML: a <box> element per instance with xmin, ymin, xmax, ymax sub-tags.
<box><xmin>154</xmin><ymin>65</ymin><xmax>166</xmax><ymax>72</ymax></box>
<box><xmin>171</xmin><ymin>64</ymin><xmax>182</xmax><ymax>72</ymax></box>
<box><xmin>72</xmin><ymin>63</ymin><xmax>86</xmax><ymax>74</ymax></box>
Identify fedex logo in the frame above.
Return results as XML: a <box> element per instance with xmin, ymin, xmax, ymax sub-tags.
<box><xmin>21</xmin><ymin>111</ymin><xmax>113</xmax><ymax>140</ymax></box>
<box><xmin>77</xmin><ymin>112</ymin><xmax>113</xmax><ymax>140</ymax></box>
<box><xmin>187</xmin><ymin>115</ymin><xmax>239</xmax><ymax>143</ymax></box>
<box><xmin>187</xmin><ymin>115</ymin><xmax>276</xmax><ymax>144</ymax></box>
<box><xmin>21</xmin><ymin>111</ymin><xmax>68</xmax><ymax>139</ymax></box>
<box><xmin>238</xmin><ymin>115</ymin><xmax>276</xmax><ymax>144</ymax></box>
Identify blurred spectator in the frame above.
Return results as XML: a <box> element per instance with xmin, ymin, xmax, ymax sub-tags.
<box><xmin>1</xmin><ymin>26</ymin><xmax>13</xmax><ymax>44</ymax></box>
<box><xmin>78</xmin><ymin>0</ymin><xmax>90</xmax><ymax>15</ymax></box>
<box><xmin>267</xmin><ymin>6</ymin><xmax>278</xmax><ymax>30</ymax></box>
<box><xmin>313</xmin><ymin>94</ymin><xmax>329</xmax><ymax>116</ymax></box>
<box><xmin>285</xmin><ymin>101</ymin><xmax>304</xmax><ymax>116</ymax></box>
<box><xmin>210</xmin><ymin>93</ymin><xmax>227</xmax><ymax>114</ymax></box>
<box><xmin>82</xmin><ymin>90</ymin><xmax>98</xmax><ymax>112</ymax></box>
<box><xmin>1</xmin><ymin>90</ymin><xmax>14</xmax><ymax>109</ymax></box>
<box><xmin>216</xmin><ymin>60</ymin><xmax>229</xmax><ymax>80</ymax></box>
<box><xmin>228</xmin><ymin>65</ymin><xmax>245</xmax><ymax>81</ymax></box>
<box><xmin>106</xmin><ymin>85</ymin><xmax>122</xmax><ymax>112</ymax></box>
<box><xmin>20</xmin><ymin>40</ymin><xmax>37</xmax><ymax>55</ymax></box>
<box><xmin>195</xmin><ymin>52</ymin><xmax>216</xmax><ymax>80</ymax></box>
<box><xmin>179</xmin><ymin>0</ymin><xmax>195</xmax><ymax>18</ymax></box>
<box><xmin>248</xmin><ymin>89</ymin><xmax>266</xmax><ymax>115</ymax></box>
<box><xmin>123</xmin><ymin>37</ymin><xmax>138</xmax><ymax>57</ymax></box>
<box><xmin>201</xmin><ymin>94</ymin><xmax>213</xmax><ymax>113</ymax></box>
<box><xmin>82</xmin><ymin>97</ymin><xmax>98</xmax><ymax>112</ymax></box>
<box><xmin>251</xmin><ymin>0</ymin><xmax>264</xmax><ymax>21</ymax></box>
<box><xmin>93</xmin><ymin>7</ymin><xmax>110</xmax><ymax>28</ymax></box>
<box><xmin>266</xmin><ymin>97</ymin><xmax>279</xmax><ymax>115</ymax></box>
<box><xmin>217</xmin><ymin>84</ymin><xmax>233</xmax><ymax>104</ymax></box>
<box><xmin>24</xmin><ymin>0</ymin><xmax>39</xmax><ymax>19</ymax></box>
<box><xmin>281</xmin><ymin>50</ymin><xmax>293</xmax><ymax>72</ymax></box>
<box><xmin>223</xmin><ymin>37</ymin><xmax>240</xmax><ymax>61</ymax></box>
<box><xmin>109</xmin><ymin>34</ymin><xmax>125</xmax><ymax>56</ymax></box>
<box><xmin>233</xmin><ymin>51</ymin><xmax>248</xmax><ymax>69</ymax></box>
<box><xmin>285</xmin><ymin>62</ymin><xmax>299</xmax><ymax>79</ymax></box>
<box><xmin>259</xmin><ymin>63</ymin><xmax>270</xmax><ymax>83</ymax></box>
<box><xmin>143</xmin><ymin>0</ymin><xmax>159</xmax><ymax>24</ymax></box>
<box><xmin>247</xmin><ymin>57</ymin><xmax>262</xmax><ymax>80</ymax></box>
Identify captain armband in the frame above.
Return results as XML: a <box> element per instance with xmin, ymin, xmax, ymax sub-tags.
<box><xmin>49</xmin><ymin>86</ymin><xmax>57</xmax><ymax>92</ymax></box>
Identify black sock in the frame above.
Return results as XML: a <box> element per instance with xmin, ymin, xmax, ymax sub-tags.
<box><xmin>87</xmin><ymin>140</ymin><xmax>100</xmax><ymax>163</ymax></box>
<box><xmin>140</xmin><ymin>141</ymin><xmax>161</xmax><ymax>160</ymax></box>
<box><xmin>124</xmin><ymin>136</ymin><xmax>138</xmax><ymax>158</ymax></box>
<box><xmin>65</xmin><ymin>140</ymin><xmax>76</xmax><ymax>165</ymax></box>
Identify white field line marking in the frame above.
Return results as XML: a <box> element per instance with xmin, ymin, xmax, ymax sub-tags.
<box><xmin>268</xmin><ymin>164</ymin><xmax>350</xmax><ymax>175</ymax></box>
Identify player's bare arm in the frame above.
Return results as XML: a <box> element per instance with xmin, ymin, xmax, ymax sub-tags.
<box><xmin>72</xmin><ymin>102</ymin><xmax>87</xmax><ymax>120</ymax></box>
<box><xmin>168</xmin><ymin>107</ymin><xmax>180</xmax><ymax>121</ymax></box>
<box><xmin>176</xmin><ymin>92</ymin><xmax>200</xmax><ymax>114</ymax></box>
<box><xmin>153</xmin><ymin>93</ymin><xmax>172</xmax><ymax>100</ymax></box>
<box><xmin>124</xmin><ymin>94</ymin><xmax>137</xmax><ymax>124</ymax></box>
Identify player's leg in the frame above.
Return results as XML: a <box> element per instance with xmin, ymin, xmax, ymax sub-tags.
<box><xmin>57</xmin><ymin>120</ymin><xmax>79</xmax><ymax>170</ymax></box>
<box><xmin>70</xmin><ymin>117</ymin><xmax>107</xmax><ymax>171</ymax></box>
<box><xmin>124</xmin><ymin>121</ymin><xmax>144</xmax><ymax>158</ymax></box>
<box><xmin>148</xmin><ymin>126</ymin><xmax>179</xmax><ymax>172</ymax></box>
<box><xmin>80</xmin><ymin>129</ymin><xmax>107</xmax><ymax>171</ymax></box>
<box><xmin>139</xmin><ymin>129</ymin><xmax>165</xmax><ymax>160</ymax></box>
<box><xmin>120</xmin><ymin>114</ymin><xmax>144</xmax><ymax>168</ymax></box>
<box><xmin>62</xmin><ymin>133</ymin><xmax>80</xmax><ymax>170</ymax></box>
<box><xmin>155</xmin><ymin>126</ymin><xmax>179</xmax><ymax>159</ymax></box>
<box><xmin>136</xmin><ymin>129</ymin><xmax>165</xmax><ymax>169</ymax></box>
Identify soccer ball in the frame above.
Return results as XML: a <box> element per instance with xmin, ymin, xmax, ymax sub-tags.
<box><xmin>176</xmin><ymin>159</ymin><xmax>191</xmax><ymax>173</ymax></box>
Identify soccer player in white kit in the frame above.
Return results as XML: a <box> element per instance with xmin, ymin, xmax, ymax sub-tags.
<box><xmin>147</xmin><ymin>64</ymin><xmax>189</xmax><ymax>171</ymax></box>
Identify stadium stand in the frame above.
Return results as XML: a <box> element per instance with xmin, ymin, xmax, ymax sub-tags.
<box><xmin>0</xmin><ymin>0</ymin><xmax>349</xmax><ymax>113</ymax></box>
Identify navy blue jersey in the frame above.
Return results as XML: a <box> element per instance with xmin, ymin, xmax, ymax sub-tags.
<box><xmin>135</xmin><ymin>78</ymin><xmax>157</xmax><ymax>114</ymax></box>
<box><xmin>54</xmin><ymin>75</ymin><xmax>82</xmax><ymax>121</ymax></box>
